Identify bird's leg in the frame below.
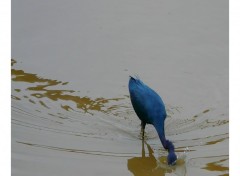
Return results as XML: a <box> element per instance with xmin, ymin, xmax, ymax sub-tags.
<box><xmin>145</xmin><ymin>142</ymin><xmax>154</xmax><ymax>158</ymax></box>
<box><xmin>141</xmin><ymin>121</ymin><xmax>146</xmax><ymax>139</ymax></box>
<box><xmin>141</xmin><ymin>137</ymin><xmax>145</xmax><ymax>158</ymax></box>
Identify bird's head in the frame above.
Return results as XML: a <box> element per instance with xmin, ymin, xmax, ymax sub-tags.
<box><xmin>167</xmin><ymin>151</ymin><xmax>177</xmax><ymax>165</ymax></box>
<box><xmin>165</xmin><ymin>140</ymin><xmax>177</xmax><ymax>165</ymax></box>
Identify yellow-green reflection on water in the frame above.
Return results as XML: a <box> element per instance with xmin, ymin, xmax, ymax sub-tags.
<box><xmin>203</xmin><ymin>158</ymin><xmax>228</xmax><ymax>172</ymax></box>
<box><xmin>12</xmin><ymin>58</ymin><xmax>228</xmax><ymax>175</ymax></box>
<box><xmin>128</xmin><ymin>140</ymin><xmax>186</xmax><ymax>176</ymax></box>
<box><xmin>11</xmin><ymin>59</ymin><xmax>124</xmax><ymax>114</ymax></box>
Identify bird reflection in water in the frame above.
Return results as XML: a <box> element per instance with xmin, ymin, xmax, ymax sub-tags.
<box><xmin>128</xmin><ymin>139</ymin><xmax>186</xmax><ymax>176</ymax></box>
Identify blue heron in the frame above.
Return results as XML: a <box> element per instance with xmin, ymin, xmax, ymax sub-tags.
<box><xmin>128</xmin><ymin>76</ymin><xmax>177</xmax><ymax>165</ymax></box>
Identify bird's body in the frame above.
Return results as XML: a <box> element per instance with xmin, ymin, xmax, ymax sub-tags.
<box><xmin>128</xmin><ymin>76</ymin><xmax>177</xmax><ymax>165</ymax></box>
<box><xmin>128</xmin><ymin>77</ymin><xmax>166</xmax><ymax>124</ymax></box>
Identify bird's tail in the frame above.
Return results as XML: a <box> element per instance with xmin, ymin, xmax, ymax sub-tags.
<box><xmin>129</xmin><ymin>75</ymin><xmax>138</xmax><ymax>80</ymax></box>
<box><xmin>129</xmin><ymin>75</ymin><xmax>135</xmax><ymax>80</ymax></box>
<box><xmin>129</xmin><ymin>75</ymin><xmax>143</xmax><ymax>85</ymax></box>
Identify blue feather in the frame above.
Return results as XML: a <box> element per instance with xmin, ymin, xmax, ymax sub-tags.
<box><xmin>128</xmin><ymin>76</ymin><xmax>177</xmax><ymax>165</ymax></box>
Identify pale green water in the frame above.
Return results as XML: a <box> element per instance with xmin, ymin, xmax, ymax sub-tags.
<box><xmin>12</xmin><ymin>0</ymin><xmax>228</xmax><ymax>175</ymax></box>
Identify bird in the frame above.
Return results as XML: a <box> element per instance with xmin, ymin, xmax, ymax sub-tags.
<box><xmin>128</xmin><ymin>76</ymin><xmax>177</xmax><ymax>165</ymax></box>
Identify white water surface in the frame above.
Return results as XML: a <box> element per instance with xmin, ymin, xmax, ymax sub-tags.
<box><xmin>12</xmin><ymin>0</ymin><xmax>228</xmax><ymax>175</ymax></box>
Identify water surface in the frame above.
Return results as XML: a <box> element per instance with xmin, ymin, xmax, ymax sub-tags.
<box><xmin>12</xmin><ymin>0</ymin><xmax>228</xmax><ymax>175</ymax></box>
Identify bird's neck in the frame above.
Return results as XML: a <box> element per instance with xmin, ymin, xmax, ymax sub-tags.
<box><xmin>165</xmin><ymin>140</ymin><xmax>175</xmax><ymax>152</ymax></box>
<box><xmin>154</xmin><ymin>121</ymin><xmax>177</xmax><ymax>165</ymax></box>
<box><xmin>154</xmin><ymin>123</ymin><xmax>167</xmax><ymax>149</ymax></box>
<box><xmin>154</xmin><ymin>123</ymin><xmax>175</xmax><ymax>152</ymax></box>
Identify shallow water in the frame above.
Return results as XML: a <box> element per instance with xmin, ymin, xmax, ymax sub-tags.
<box><xmin>12</xmin><ymin>0</ymin><xmax>228</xmax><ymax>175</ymax></box>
